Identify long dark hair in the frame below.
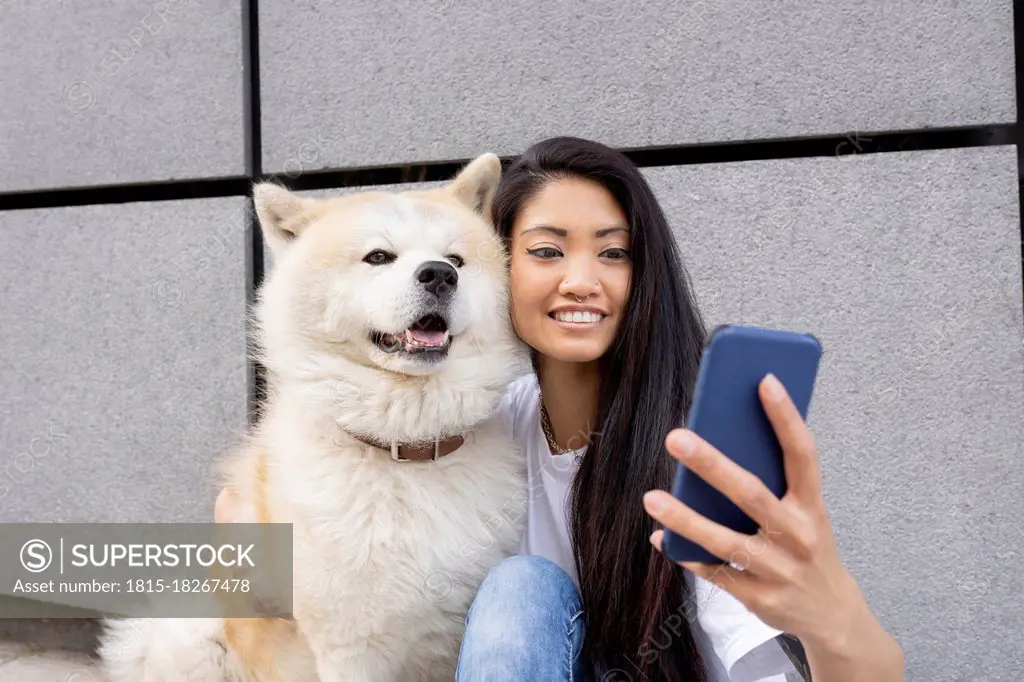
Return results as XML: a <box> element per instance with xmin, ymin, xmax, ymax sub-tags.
<box><xmin>491</xmin><ymin>137</ymin><xmax>710</xmax><ymax>681</ymax></box>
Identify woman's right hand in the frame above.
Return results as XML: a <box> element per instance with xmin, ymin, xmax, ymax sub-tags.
<box><xmin>214</xmin><ymin>486</ymin><xmax>238</xmax><ymax>523</ymax></box>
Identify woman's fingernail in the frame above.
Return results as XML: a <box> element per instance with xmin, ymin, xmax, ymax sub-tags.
<box><xmin>764</xmin><ymin>373</ymin><xmax>785</xmax><ymax>400</ymax></box>
<box><xmin>670</xmin><ymin>430</ymin><xmax>695</xmax><ymax>457</ymax></box>
<box><xmin>644</xmin><ymin>490</ymin><xmax>665</xmax><ymax>513</ymax></box>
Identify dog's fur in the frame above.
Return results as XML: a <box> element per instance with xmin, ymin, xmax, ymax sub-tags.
<box><xmin>99</xmin><ymin>153</ymin><xmax>529</xmax><ymax>681</ymax></box>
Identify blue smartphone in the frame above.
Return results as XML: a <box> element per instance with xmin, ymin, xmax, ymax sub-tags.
<box><xmin>662</xmin><ymin>323</ymin><xmax>822</xmax><ymax>564</ymax></box>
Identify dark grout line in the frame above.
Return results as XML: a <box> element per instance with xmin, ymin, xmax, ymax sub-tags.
<box><xmin>0</xmin><ymin>177</ymin><xmax>251</xmax><ymax>212</ymax></box>
<box><xmin>623</xmin><ymin>125</ymin><xmax>1015</xmax><ymax>169</ymax></box>
<box><xmin>259</xmin><ymin>124</ymin><xmax>1016</xmax><ymax>193</ymax></box>
<box><xmin>1016</xmin><ymin>1</ymin><xmax>1024</xmax><ymax>177</ymax></box>
<box><xmin>1011</xmin><ymin>1</ymin><xmax>1019</xmax><ymax>327</ymax></box>
<box><xmin>1015</xmin><ymin>0</ymin><xmax>1024</xmax><ymax>321</ymax></box>
<box><xmin>242</xmin><ymin>0</ymin><xmax>266</xmax><ymax>426</ymax></box>
<box><xmin>0</xmin><ymin>124</ymin><xmax>1014</xmax><ymax>213</ymax></box>
<box><xmin>242</xmin><ymin>0</ymin><xmax>261</xmax><ymax>183</ymax></box>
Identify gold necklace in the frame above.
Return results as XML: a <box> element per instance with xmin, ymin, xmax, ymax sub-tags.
<box><xmin>539</xmin><ymin>395</ymin><xmax>586</xmax><ymax>458</ymax></box>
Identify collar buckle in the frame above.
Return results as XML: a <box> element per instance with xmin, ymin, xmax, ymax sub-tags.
<box><xmin>389</xmin><ymin>436</ymin><xmax>441</xmax><ymax>463</ymax></box>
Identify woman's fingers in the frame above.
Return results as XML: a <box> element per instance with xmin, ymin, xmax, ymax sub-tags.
<box><xmin>644</xmin><ymin>489</ymin><xmax>780</xmax><ymax>572</ymax></box>
<box><xmin>649</xmin><ymin>528</ymin><xmax>762</xmax><ymax>597</ymax></box>
<box><xmin>758</xmin><ymin>373</ymin><xmax>822</xmax><ymax>507</ymax></box>
<box><xmin>663</xmin><ymin>429</ymin><xmax>800</xmax><ymax>544</ymax></box>
<box><xmin>644</xmin><ymin>490</ymin><xmax>743</xmax><ymax>564</ymax></box>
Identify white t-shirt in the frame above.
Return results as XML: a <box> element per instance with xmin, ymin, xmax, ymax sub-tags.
<box><xmin>495</xmin><ymin>373</ymin><xmax>795</xmax><ymax>682</ymax></box>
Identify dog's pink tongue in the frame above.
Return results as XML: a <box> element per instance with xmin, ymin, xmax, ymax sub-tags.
<box><xmin>408</xmin><ymin>329</ymin><xmax>445</xmax><ymax>345</ymax></box>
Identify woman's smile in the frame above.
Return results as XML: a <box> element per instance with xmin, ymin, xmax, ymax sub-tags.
<box><xmin>548</xmin><ymin>306</ymin><xmax>607</xmax><ymax>329</ymax></box>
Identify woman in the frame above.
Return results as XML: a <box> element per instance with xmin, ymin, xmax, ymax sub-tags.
<box><xmin>219</xmin><ymin>137</ymin><xmax>905</xmax><ymax>681</ymax></box>
<box><xmin>450</xmin><ymin>137</ymin><xmax>904</xmax><ymax>682</ymax></box>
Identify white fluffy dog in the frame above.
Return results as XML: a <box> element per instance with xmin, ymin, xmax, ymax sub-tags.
<box><xmin>99</xmin><ymin>153</ymin><xmax>529</xmax><ymax>681</ymax></box>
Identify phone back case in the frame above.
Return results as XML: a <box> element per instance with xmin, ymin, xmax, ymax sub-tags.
<box><xmin>662</xmin><ymin>324</ymin><xmax>822</xmax><ymax>564</ymax></box>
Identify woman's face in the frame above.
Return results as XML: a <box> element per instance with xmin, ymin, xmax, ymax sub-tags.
<box><xmin>508</xmin><ymin>177</ymin><xmax>633</xmax><ymax>364</ymax></box>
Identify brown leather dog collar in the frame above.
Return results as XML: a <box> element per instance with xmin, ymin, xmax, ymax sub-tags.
<box><xmin>349</xmin><ymin>433</ymin><xmax>465</xmax><ymax>462</ymax></box>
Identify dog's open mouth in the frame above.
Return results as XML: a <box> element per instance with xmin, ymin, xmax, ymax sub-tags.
<box><xmin>371</xmin><ymin>313</ymin><xmax>452</xmax><ymax>357</ymax></box>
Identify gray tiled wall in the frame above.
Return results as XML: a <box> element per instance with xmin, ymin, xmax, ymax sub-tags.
<box><xmin>258</xmin><ymin>1</ymin><xmax>1015</xmax><ymax>172</ymax></box>
<box><xmin>0</xmin><ymin>0</ymin><xmax>246</xmax><ymax>192</ymax></box>
<box><xmin>648</xmin><ymin>147</ymin><xmax>1024</xmax><ymax>682</ymax></box>
<box><xmin>1</xmin><ymin>2</ymin><xmax>1021</xmax><ymax>680</ymax></box>
<box><xmin>0</xmin><ymin>198</ymin><xmax>250</xmax><ymax>524</ymax></box>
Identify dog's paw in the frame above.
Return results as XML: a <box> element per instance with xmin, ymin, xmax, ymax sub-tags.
<box><xmin>99</xmin><ymin>617</ymin><xmax>243</xmax><ymax>682</ymax></box>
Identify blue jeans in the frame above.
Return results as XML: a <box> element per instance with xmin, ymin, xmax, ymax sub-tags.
<box><xmin>455</xmin><ymin>554</ymin><xmax>588</xmax><ymax>681</ymax></box>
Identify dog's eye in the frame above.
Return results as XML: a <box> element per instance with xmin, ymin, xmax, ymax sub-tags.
<box><xmin>445</xmin><ymin>254</ymin><xmax>465</xmax><ymax>268</ymax></box>
<box><xmin>363</xmin><ymin>250</ymin><xmax>396</xmax><ymax>265</ymax></box>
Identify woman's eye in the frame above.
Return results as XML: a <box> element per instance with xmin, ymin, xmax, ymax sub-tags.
<box><xmin>526</xmin><ymin>247</ymin><xmax>562</xmax><ymax>259</ymax></box>
<box><xmin>363</xmin><ymin>249</ymin><xmax>396</xmax><ymax>265</ymax></box>
<box><xmin>446</xmin><ymin>254</ymin><xmax>465</xmax><ymax>268</ymax></box>
<box><xmin>601</xmin><ymin>247</ymin><xmax>630</xmax><ymax>260</ymax></box>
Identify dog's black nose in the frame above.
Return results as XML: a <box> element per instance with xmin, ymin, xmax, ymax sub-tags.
<box><xmin>415</xmin><ymin>261</ymin><xmax>458</xmax><ymax>298</ymax></box>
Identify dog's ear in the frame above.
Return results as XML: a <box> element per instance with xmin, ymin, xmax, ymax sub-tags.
<box><xmin>449</xmin><ymin>153</ymin><xmax>502</xmax><ymax>218</ymax></box>
<box><xmin>253</xmin><ymin>183</ymin><xmax>317</xmax><ymax>257</ymax></box>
